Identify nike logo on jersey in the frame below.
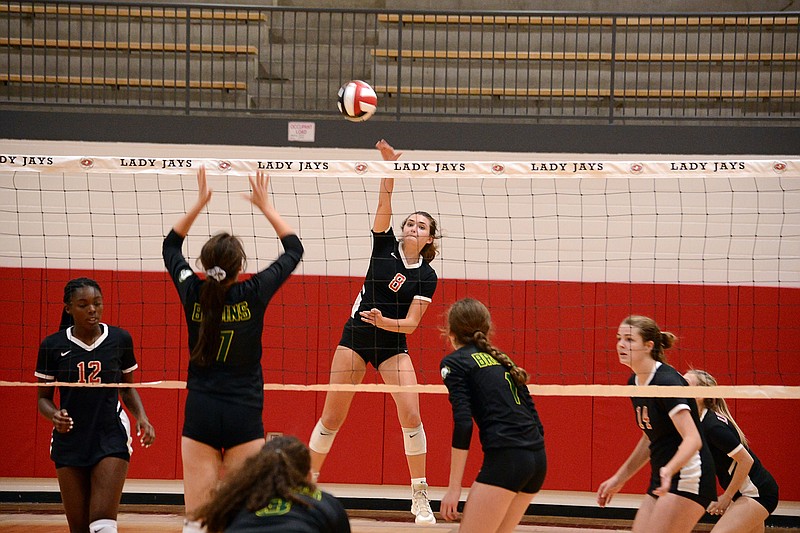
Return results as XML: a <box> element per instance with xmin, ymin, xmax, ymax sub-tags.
<box><xmin>391</xmin><ymin>252</ymin><xmax>397</xmax><ymax>259</ymax></box>
<box><xmin>60</xmin><ymin>350</ymin><xmax>71</xmax><ymax>357</ymax></box>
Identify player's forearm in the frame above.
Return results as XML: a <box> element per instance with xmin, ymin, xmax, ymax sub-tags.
<box><xmin>662</xmin><ymin>432</ymin><xmax>701</xmax><ymax>479</ymax></box>
<box><xmin>172</xmin><ymin>201</ymin><xmax>206</xmax><ymax>237</ymax></box>
<box><xmin>616</xmin><ymin>435</ymin><xmax>651</xmax><ymax>482</ymax></box>
<box><xmin>723</xmin><ymin>449</ymin><xmax>754</xmax><ymax>499</ymax></box>
<box><xmin>376</xmin><ymin>317</ymin><xmax>418</xmax><ymax>334</ymax></box>
<box><xmin>37</xmin><ymin>396</ymin><xmax>58</xmax><ymax>420</ymax></box>
<box><xmin>258</xmin><ymin>203</ymin><xmax>294</xmax><ymax>239</ymax></box>
<box><xmin>447</xmin><ymin>447</ymin><xmax>469</xmax><ymax>489</ymax></box>
<box><xmin>120</xmin><ymin>389</ymin><xmax>149</xmax><ymax>423</ymax></box>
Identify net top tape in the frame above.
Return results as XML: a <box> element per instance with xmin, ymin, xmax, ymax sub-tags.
<box><xmin>0</xmin><ymin>156</ymin><xmax>797</xmax><ymax>178</ymax></box>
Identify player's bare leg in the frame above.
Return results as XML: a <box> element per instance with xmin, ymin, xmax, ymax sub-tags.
<box><xmin>711</xmin><ymin>496</ymin><xmax>768</xmax><ymax>533</ymax></box>
<box><xmin>181</xmin><ymin>438</ymin><xmax>222</xmax><ymax>519</ymax></box>
<box><xmin>380</xmin><ymin>353</ymin><xmax>435</xmax><ymax>524</ymax></box>
<box><xmin>56</xmin><ymin>466</ymin><xmax>91</xmax><ymax>532</ymax></box>
<box><xmin>458</xmin><ymin>481</ymin><xmax>517</xmax><ymax>533</ymax></box>
<box><xmin>310</xmin><ymin>346</ymin><xmax>367</xmax><ymax>476</ymax></box>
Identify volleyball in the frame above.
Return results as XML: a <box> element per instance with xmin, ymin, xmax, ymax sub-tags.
<box><xmin>337</xmin><ymin>80</ymin><xmax>378</xmax><ymax>122</ymax></box>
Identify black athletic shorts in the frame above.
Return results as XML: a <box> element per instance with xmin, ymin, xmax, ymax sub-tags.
<box><xmin>476</xmin><ymin>447</ymin><xmax>547</xmax><ymax>494</ymax></box>
<box><xmin>646</xmin><ymin>473</ymin><xmax>715</xmax><ymax>509</ymax></box>
<box><xmin>733</xmin><ymin>477</ymin><xmax>780</xmax><ymax>515</ymax></box>
<box><xmin>52</xmin><ymin>407</ymin><xmax>132</xmax><ymax>469</ymax></box>
<box><xmin>182</xmin><ymin>390</ymin><xmax>264</xmax><ymax>450</ymax></box>
<box><xmin>338</xmin><ymin>316</ymin><xmax>408</xmax><ymax>367</ymax></box>
<box><xmin>55</xmin><ymin>451</ymin><xmax>129</xmax><ymax>470</ymax></box>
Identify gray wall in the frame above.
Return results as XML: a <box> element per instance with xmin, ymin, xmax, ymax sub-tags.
<box><xmin>2</xmin><ymin>109</ymin><xmax>799</xmax><ymax>154</ymax></box>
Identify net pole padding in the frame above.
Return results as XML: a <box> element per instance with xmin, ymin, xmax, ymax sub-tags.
<box><xmin>4</xmin><ymin>381</ymin><xmax>799</xmax><ymax>399</ymax></box>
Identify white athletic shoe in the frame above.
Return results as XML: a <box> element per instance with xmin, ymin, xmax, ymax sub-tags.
<box><xmin>411</xmin><ymin>481</ymin><xmax>436</xmax><ymax>524</ymax></box>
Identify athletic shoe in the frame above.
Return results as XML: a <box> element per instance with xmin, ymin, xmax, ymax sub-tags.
<box><xmin>411</xmin><ymin>481</ymin><xmax>436</xmax><ymax>524</ymax></box>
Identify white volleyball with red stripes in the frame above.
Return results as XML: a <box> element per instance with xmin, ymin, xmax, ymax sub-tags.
<box><xmin>337</xmin><ymin>80</ymin><xmax>378</xmax><ymax>122</ymax></box>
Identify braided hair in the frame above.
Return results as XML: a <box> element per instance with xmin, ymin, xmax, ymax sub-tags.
<box><xmin>60</xmin><ymin>277</ymin><xmax>102</xmax><ymax>330</ymax></box>
<box><xmin>192</xmin><ymin>232</ymin><xmax>246</xmax><ymax>366</ymax></box>
<box><xmin>446</xmin><ymin>298</ymin><xmax>528</xmax><ymax>387</ymax></box>
<box><xmin>198</xmin><ymin>435</ymin><xmax>315</xmax><ymax>532</ymax></box>
<box><xmin>621</xmin><ymin>315</ymin><xmax>677</xmax><ymax>363</ymax></box>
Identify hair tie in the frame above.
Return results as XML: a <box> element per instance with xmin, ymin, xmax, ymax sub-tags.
<box><xmin>206</xmin><ymin>266</ymin><xmax>227</xmax><ymax>282</ymax></box>
<box><xmin>472</xmin><ymin>330</ymin><xmax>482</xmax><ymax>337</ymax></box>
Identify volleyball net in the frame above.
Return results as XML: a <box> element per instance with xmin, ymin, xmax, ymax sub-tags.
<box><xmin>1</xmin><ymin>155</ymin><xmax>798</xmax><ymax>398</ymax></box>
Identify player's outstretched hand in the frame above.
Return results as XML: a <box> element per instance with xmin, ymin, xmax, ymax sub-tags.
<box><xmin>195</xmin><ymin>166</ymin><xmax>213</xmax><ymax>209</ymax></box>
<box><xmin>245</xmin><ymin>170</ymin><xmax>274</xmax><ymax>214</ymax></box>
<box><xmin>376</xmin><ymin>139</ymin><xmax>402</xmax><ymax>161</ymax></box>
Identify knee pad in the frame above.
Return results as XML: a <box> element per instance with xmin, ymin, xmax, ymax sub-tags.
<box><xmin>403</xmin><ymin>424</ymin><xmax>427</xmax><ymax>456</ymax></box>
<box><xmin>89</xmin><ymin>519</ymin><xmax>117</xmax><ymax>533</ymax></box>
<box><xmin>309</xmin><ymin>419</ymin><xmax>339</xmax><ymax>454</ymax></box>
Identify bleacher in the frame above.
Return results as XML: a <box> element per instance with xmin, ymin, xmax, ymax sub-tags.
<box><xmin>0</xmin><ymin>3</ymin><xmax>263</xmax><ymax>110</ymax></box>
<box><xmin>0</xmin><ymin>2</ymin><xmax>797</xmax><ymax>122</ymax></box>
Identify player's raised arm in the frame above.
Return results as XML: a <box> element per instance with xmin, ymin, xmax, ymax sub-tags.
<box><xmin>173</xmin><ymin>166</ymin><xmax>213</xmax><ymax>237</ymax></box>
<box><xmin>245</xmin><ymin>170</ymin><xmax>294</xmax><ymax>239</ymax></box>
<box><xmin>373</xmin><ymin>139</ymin><xmax>402</xmax><ymax>233</ymax></box>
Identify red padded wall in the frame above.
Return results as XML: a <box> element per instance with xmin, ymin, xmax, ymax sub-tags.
<box><xmin>1</xmin><ymin>268</ymin><xmax>797</xmax><ymax>500</ymax></box>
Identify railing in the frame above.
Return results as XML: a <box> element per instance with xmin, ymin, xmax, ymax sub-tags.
<box><xmin>1</xmin><ymin>1</ymin><xmax>798</xmax><ymax>124</ymax></box>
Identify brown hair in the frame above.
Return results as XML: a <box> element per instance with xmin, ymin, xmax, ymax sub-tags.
<box><xmin>402</xmin><ymin>210</ymin><xmax>439</xmax><ymax>263</ymax></box>
<box><xmin>198</xmin><ymin>435</ymin><xmax>314</xmax><ymax>532</ymax></box>
<box><xmin>686</xmin><ymin>369</ymin><xmax>749</xmax><ymax>447</ymax></box>
<box><xmin>446</xmin><ymin>298</ymin><xmax>528</xmax><ymax>387</ymax></box>
<box><xmin>621</xmin><ymin>315</ymin><xmax>677</xmax><ymax>363</ymax></box>
<box><xmin>192</xmin><ymin>232</ymin><xmax>246</xmax><ymax>366</ymax></box>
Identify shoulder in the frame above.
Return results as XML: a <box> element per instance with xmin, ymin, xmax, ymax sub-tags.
<box><xmin>420</xmin><ymin>262</ymin><xmax>438</xmax><ymax>280</ymax></box>
<box><xmin>319</xmin><ymin>490</ymin><xmax>346</xmax><ymax>508</ymax></box>
<box><xmin>40</xmin><ymin>330</ymin><xmax>65</xmax><ymax>346</ymax></box>
<box><xmin>372</xmin><ymin>228</ymin><xmax>397</xmax><ymax>247</ymax></box>
<box><xmin>105</xmin><ymin>325</ymin><xmax>133</xmax><ymax>343</ymax></box>
<box><xmin>440</xmin><ymin>347</ymin><xmax>473</xmax><ymax>377</ymax></box>
<box><xmin>704</xmin><ymin>409</ymin><xmax>731</xmax><ymax>429</ymax></box>
<box><xmin>655</xmin><ymin>364</ymin><xmax>686</xmax><ymax>385</ymax></box>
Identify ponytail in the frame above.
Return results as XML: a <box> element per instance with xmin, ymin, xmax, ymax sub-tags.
<box><xmin>446</xmin><ymin>298</ymin><xmax>529</xmax><ymax>388</ymax></box>
<box><xmin>621</xmin><ymin>315</ymin><xmax>677</xmax><ymax>363</ymax></box>
<box><xmin>192</xmin><ymin>233</ymin><xmax>246</xmax><ymax>367</ymax></box>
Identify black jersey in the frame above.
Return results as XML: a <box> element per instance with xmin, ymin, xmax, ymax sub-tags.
<box><xmin>699</xmin><ymin>408</ymin><xmax>777</xmax><ymax>500</ymax></box>
<box><xmin>440</xmin><ymin>344</ymin><xmax>545</xmax><ymax>452</ymax></box>
<box><xmin>34</xmin><ymin>324</ymin><xmax>137</xmax><ymax>467</ymax></box>
<box><xmin>628</xmin><ymin>363</ymin><xmax>716</xmax><ymax>500</ymax></box>
<box><xmin>163</xmin><ymin>230</ymin><xmax>303</xmax><ymax>409</ymax></box>
<box><xmin>224</xmin><ymin>488</ymin><xmax>351</xmax><ymax>533</ymax></box>
<box><xmin>350</xmin><ymin>228</ymin><xmax>437</xmax><ymax>321</ymax></box>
